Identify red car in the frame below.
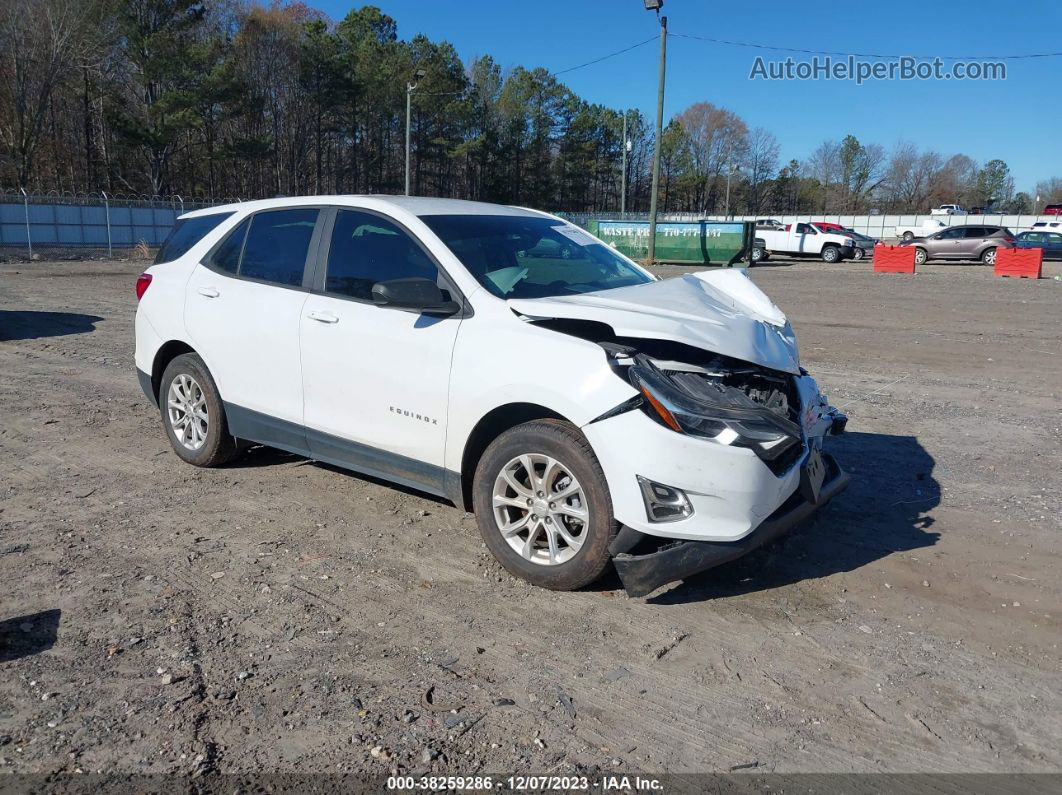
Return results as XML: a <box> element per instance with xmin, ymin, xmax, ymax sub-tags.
<box><xmin>783</xmin><ymin>221</ymin><xmax>847</xmax><ymax>234</ymax></box>
<box><xmin>1044</xmin><ymin>204</ymin><xmax>1062</xmax><ymax>216</ymax></box>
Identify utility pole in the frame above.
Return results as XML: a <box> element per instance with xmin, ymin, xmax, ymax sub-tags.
<box><xmin>620</xmin><ymin>112</ymin><xmax>628</xmax><ymax>215</ymax></box>
<box><xmin>647</xmin><ymin>11</ymin><xmax>667</xmax><ymax>264</ymax></box>
<box><xmin>405</xmin><ymin>69</ymin><xmax>426</xmax><ymax>196</ymax></box>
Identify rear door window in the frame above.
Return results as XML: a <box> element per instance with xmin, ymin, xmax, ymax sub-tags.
<box><xmin>155</xmin><ymin>212</ymin><xmax>234</xmax><ymax>264</ymax></box>
<box><xmin>239</xmin><ymin>209</ymin><xmax>319</xmax><ymax>287</ymax></box>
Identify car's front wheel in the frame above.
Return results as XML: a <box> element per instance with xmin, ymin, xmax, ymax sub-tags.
<box><xmin>821</xmin><ymin>245</ymin><xmax>840</xmax><ymax>263</ymax></box>
<box><xmin>472</xmin><ymin>420</ymin><xmax>617</xmax><ymax>590</ymax></box>
<box><xmin>902</xmin><ymin>231</ymin><xmax>914</xmax><ymax>242</ymax></box>
<box><xmin>913</xmin><ymin>247</ymin><xmax>928</xmax><ymax>266</ymax></box>
<box><xmin>159</xmin><ymin>353</ymin><xmax>240</xmax><ymax>467</ymax></box>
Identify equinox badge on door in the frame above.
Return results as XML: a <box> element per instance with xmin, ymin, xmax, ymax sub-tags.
<box><xmin>390</xmin><ymin>406</ymin><xmax>438</xmax><ymax>425</ymax></box>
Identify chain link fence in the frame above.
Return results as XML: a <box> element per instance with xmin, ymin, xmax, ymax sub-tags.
<box><xmin>0</xmin><ymin>190</ymin><xmax>236</xmax><ymax>257</ymax></box>
<box><xmin>4</xmin><ymin>192</ymin><xmax>1056</xmax><ymax>259</ymax></box>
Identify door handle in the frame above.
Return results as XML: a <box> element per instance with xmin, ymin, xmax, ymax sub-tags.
<box><xmin>307</xmin><ymin>310</ymin><xmax>339</xmax><ymax>324</ymax></box>
<box><xmin>197</xmin><ymin>287</ymin><xmax>220</xmax><ymax>298</ymax></box>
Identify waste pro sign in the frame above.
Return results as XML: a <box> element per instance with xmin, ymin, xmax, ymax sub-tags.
<box><xmin>584</xmin><ymin>220</ymin><xmax>752</xmax><ymax>265</ymax></box>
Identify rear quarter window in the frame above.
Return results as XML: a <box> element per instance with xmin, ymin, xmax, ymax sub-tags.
<box><xmin>154</xmin><ymin>212</ymin><xmax>234</xmax><ymax>264</ymax></box>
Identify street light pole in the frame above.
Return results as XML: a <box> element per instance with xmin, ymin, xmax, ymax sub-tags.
<box><xmin>404</xmin><ymin>84</ymin><xmax>413</xmax><ymax>196</ymax></box>
<box><xmin>620</xmin><ymin>112</ymin><xmax>628</xmax><ymax>215</ymax></box>
<box><xmin>405</xmin><ymin>69</ymin><xmax>426</xmax><ymax>196</ymax></box>
<box><xmin>647</xmin><ymin>11</ymin><xmax>667</xmax><ymax>264</ymax></box>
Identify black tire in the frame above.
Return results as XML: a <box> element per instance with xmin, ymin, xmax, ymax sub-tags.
<box><xmin>902</xmin><ymin>231</ymin><xmax>914</xmax><ymax>242</ymax></box>
<box><xmin>159</xmin><ymin>353</ymin><xmax>240</xmax><ymax>467</ymax></box>
<box><xmin>981</xmin><ymin>247</ymin><xmax>997</xmax><ymax>265</ymax></box>
<box><xmin>913</xmin><ymin>247</ymin><xmax>928</xmax><ymax>266</ymax></box>
<box><xmin>751</xmin><ymin>245</ymin><xmax>766</xmax><ymax>264</ymax></box>
<box><xmin>821</xmin><ymin>245</ymin><xmax>840</xmax><ymax>263</ymax></box>
<box><xmin>852</xmin><ymin>247</ymin><xmax>865</xmax><ymax>261</ymax></box>
<box><xmin>472</xmin><ymin>419</ymin><xmax>617</xmax><ymax>591</ymax></box>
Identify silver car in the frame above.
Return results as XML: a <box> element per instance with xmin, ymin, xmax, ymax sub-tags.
<box><xmin>901</xmin><ymin>225</ymin><xmax>1015</xmax><ymax>266</ymax></box>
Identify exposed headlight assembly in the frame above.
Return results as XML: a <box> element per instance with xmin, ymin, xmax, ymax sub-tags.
<box><xmin>629</xmin><ymin>357</ymin><xmax>803</xmax><ymax>462</ymax></box>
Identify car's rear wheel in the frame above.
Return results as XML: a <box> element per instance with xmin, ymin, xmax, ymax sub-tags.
<box><xmin>160</xmin><ymin>353</ymin><xmax>239</xmax><ymax>467</ymax></box>
<box><xmin>821</xmin><ymin>245</ymin><xmax>840</xmax><ymax>263</ymax></box>
<box><xmin>852</xmin><ymin>247</ymin><xmax>865</xmax><ymax>261</ymax></box>
<box><xmin>981</xmin><ymin>247</ymin><xmax>997</xmax><ymax>265</ymax></box>
<box><xmin>751</xmin><ymin>245</ymin><xmax>768</xmax><ymax>264</ymax></box>
<box><xmin>472</xmin><ymin>420</ymin><xmax>616</xmax><ymax>590</ymax></box>
<box><xmin>902</xmin><ymin>231</ymin><xmax>914</xmax><ymax>242</ymax></box>
<box><xmin>913</xmin><ymin>247</ymin><xmax>928</xmax><ymax>266</ymax></box>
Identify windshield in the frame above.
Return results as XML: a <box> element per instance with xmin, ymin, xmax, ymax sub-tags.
<box><xmin>421</xmin><ymin>215</ymin><xmax>653</xmax><ymax>299</ymax></box>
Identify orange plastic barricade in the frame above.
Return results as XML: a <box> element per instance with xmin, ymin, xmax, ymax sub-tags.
<box><xmin>994</xmin><ymin>247</ymin><xmax>1043</xmax><ymax>279</ymax></box>
<box><xmin>872</xmin><ymin>244</ymin><xmax>916</xmax><ymax>274</ymax></box>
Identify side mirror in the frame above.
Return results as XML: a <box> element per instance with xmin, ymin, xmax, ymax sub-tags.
<box><xmin>371</xmin><ymin>277</ymin><xmax>460</xmax><ymax>316</ymax></box>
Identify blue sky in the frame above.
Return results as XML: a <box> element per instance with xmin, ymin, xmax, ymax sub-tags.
<box><xmin>316</xmin><ymin>1</ymin><xmax>1062</xmax><ymax>194</ymax></box>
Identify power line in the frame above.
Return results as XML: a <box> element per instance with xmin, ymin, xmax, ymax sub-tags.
<box><xmin>545</xmin><ymin>31</ymin><xmax>1060</xmax><ymax>82</ymax></box>
<box><xmin>670</xmin><ymin>32</ymin><xmax>1062</xmax><ymax>61</ymax></box>
<box><xmin>554</xmin><ymin>36</ymin><xmax>657</xmax><ymax>76</ymax></box>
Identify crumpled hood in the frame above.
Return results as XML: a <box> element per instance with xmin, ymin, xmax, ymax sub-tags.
<box><xmin>508</xmin><ymin>270</ymin><xmax>801</xmax><ymax>374</ymax></box>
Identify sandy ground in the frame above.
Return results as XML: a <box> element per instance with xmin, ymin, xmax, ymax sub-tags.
<box><xmin>1</xmin><ymin>256</ymin><xmax>1060</xmax><ymax>778</ymax></box>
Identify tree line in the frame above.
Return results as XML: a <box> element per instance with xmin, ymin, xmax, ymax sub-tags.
<box><xmin>3</xmin><ymin>0</ymin><xmax>1060</xmax><ymax>214</ymax></box>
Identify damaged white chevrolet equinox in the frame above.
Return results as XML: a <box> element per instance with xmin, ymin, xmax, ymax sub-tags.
<box><xmin>135</xmin><ymin>196</ymin><xmax>848</xmax><ymax>596</ymax></box>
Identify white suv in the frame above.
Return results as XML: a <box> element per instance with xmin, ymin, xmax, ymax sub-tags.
<box><xmin>135</xmin><ymin>196</ymin><xmax>848</xmax><ymax>596</ymax></box>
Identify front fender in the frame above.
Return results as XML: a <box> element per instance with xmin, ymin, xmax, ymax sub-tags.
<box><xmin>443</xmin><ymin>312</ymin><xmax>636</xmax><ymax>473</ymax></box>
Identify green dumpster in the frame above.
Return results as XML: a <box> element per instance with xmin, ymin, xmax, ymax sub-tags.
<box><xmin>582</xmin><ymin>220</ymin><xmax>753</xmax><ymax>266</ymax></box>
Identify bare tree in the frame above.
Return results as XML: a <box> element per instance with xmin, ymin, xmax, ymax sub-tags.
<box><xmin>674</xmin><ymin>102</ymin><xmax>748</xmax><ymax>213</ymax></box>
<box><xmin>1034</xmin><ymin>177</ymin><xmax>1062</xmax><ymax>208</ymax></box>
<box><xmin>0</xmin><ymin>0</ymin><xmax>96</xmax><ymax>188</ymax></box>
<box><xmin>808</xmin><ymin>139</ymin><xmax>840</xmax><ymax>212</ymax></box>
<box><xmin>742</xmin><ymin>127</ymin><xmax>778</xmax><ymax>214</ymax></box>
<box><xmin>933</xmin><ymin>154</ymin><xmax>979</xmax><ymax>208</ymax></box>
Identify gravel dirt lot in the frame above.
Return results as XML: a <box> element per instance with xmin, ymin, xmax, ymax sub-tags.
<box><xmin>1</xmin><ymin>256</ymin><xmax>1060</xmax><ymax>779</ymax></box>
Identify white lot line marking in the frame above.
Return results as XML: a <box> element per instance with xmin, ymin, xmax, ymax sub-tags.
<box><xmin>837</xmin><ymin>373</ymin><xmax>910</xmax><ymax>411</ymax></box>
<box><xmin>1032</xmin><ymin>349</ymin><xmax>1057</xmax><ymax>356</ymax></box>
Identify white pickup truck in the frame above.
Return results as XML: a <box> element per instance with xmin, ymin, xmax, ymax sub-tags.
<box><xmin>755</xmin><ymin>222</ymin><xmax>856</xmax><ymax>263</ymax></box>
<box><xmin>895</xmin><ymin>219</ymin><xmax>946</xmax><ymax>241</ymax></box>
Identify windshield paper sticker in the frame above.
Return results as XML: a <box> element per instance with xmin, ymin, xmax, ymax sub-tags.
<box><xmin>553</xmin><ymin>225</ymin><xmax>598</xmax><ymax>246</ymax></box>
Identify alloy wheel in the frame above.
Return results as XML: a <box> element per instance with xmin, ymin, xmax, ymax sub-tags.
<box><xmin>492</xmin><ymin>453</ymin><xmax>588</xmax><ymax>566</ymax></box>
<box><xmin>167</xmin><ymin>373</ymin><xmax>209</xmax><ymax>451</ymax></box>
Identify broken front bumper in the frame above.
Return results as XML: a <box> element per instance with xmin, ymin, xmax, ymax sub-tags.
<box><xmin>611</xmin><ymin>451</ymin><xmax>849</xmax><ymax>597</ymax></box>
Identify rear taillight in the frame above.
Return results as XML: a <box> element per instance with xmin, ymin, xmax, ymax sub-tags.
<box><xmin>136</xmin><ymin>273</ymin><xmax>152</xmax><ymax>301</ymax></box>
<box><xmin>1003</xmin><ymin>235</ymin><xmax>1016</xmax><ymax>243</ymax></box>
